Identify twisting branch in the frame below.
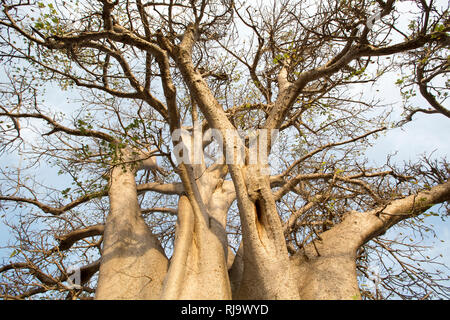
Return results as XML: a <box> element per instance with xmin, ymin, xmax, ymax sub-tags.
<box><xmin>416</xmin><ymin>57</ymin><xmax>450</xmax><ymax>118</ymax></box>
<box><xmin>0</xmin><ymin>190</ymin><xmax>107</xmax><ymax>216</ymax></box>
<box><xmin>0</xmin><ymin>111</ymin><xmax>117</xmax><ymax>143</ymax></box>
<box><xmin>54</xmin><ymin>224</ymin><xmax>105</xmax><ymax>251</ymax></box>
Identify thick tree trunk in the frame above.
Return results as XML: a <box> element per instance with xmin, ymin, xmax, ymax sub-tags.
<box><xmin>233</xmin><ymin>166</ymin><xmax>299</xmax><ymax>299</ymax></box>
<box><xmin>170</xmin><ymin>35</ymin><xmax>300</xmax><ymax>299</ymax></box>
<box><xmin>161</xmin><ymin>195</ymin><xmax>231</xmax><ymax>299</ymax></box>
<box><xmin>95</xmin><ymin>165</ymin><xmax>168</xmax><ymax>299</ymax></box>
<box><xmin>290</xmin><ymin>211</ymin><xmax>363</xmax><ymax>300</ymax></box>
<box><xmin>160</xmin><ymin>159</ymin><xmax>234</xmax><ymax>299</ymax></box>
<box><xmin>290</xmin><ymin>243</ymin><xmax>360</xmax><ymax>300</ymax></box>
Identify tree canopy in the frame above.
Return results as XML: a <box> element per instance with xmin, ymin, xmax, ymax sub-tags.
<box><xmin>0</xmin><ymin>0</ymin><xmax>449</xmax><ymax>300</ymax></box>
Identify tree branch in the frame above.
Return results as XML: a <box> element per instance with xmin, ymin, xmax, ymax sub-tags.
<box><xmin>54</xmin><ymin>224</ymin><xmax>105</xmax><ymax>251</ymax></box>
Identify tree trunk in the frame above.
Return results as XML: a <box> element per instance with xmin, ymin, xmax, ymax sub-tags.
<box><xmin>95</xmin><ymin>164</ymin><xmax>168</xmax><ymax>299</ymax></box>
<box><xmin>157</xmin><ymin>148</ymin><xmax>234</xmax><ymax>298</ymax></box>
<box><xmin>232</xmin><ymin>165</ymin><xmax>299</xmax><ymax>299</ymax></box>
<box><xmin>171</xmin><ymin>35</ymin><xmax>300</xmax><ymax>299</ymax></box>
<box><xmin>161</xmin><ymin>194</ymin><xmax>231</xmax><ymax>299</ymax></box>
<box><xmin>290</xmin><ymin>242</ymin><xmax>360</xmax><ymax>300</ymax></box>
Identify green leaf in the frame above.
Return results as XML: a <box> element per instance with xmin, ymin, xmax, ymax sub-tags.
<box><xmin>9</xmin><ymin>249</ymin><xmax>19</xmax><ymax>258</ymax></box>
<box><xmin>34</xmin><ymin>21</ymin><xmax>45</xmax><ymax>30</ymax></box>
<box><xmin>434</xmin><ymin>24</ymin><xmax>445</xmax><ymax>32</ymax></box>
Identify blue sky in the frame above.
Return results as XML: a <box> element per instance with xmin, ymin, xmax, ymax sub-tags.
<box><xmin>363</xmin><ymin>74</ymin><xmax>450</xmax><ymax>283</ymax></box>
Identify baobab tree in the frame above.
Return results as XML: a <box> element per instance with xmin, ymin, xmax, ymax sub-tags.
<box><xmin>0</xmin><ymin>0</ymin><xmax>449</xmax><ymax>300</ymax></box>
